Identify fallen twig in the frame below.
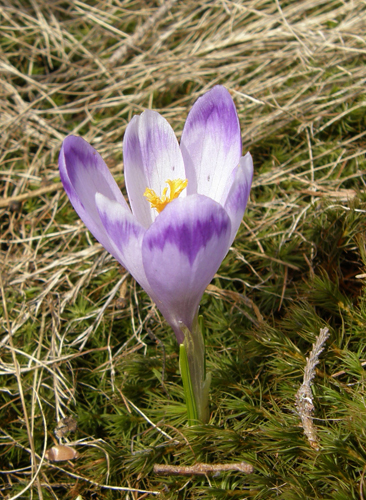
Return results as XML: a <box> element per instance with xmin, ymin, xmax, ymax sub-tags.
<box><xmin>0</xmin><ymin>183</ymin><xmax>62</xmax><ymax>209</ymax></box>
<box><xmin>153</xmin><ymin>461</ymin><xmax>254</xmax><ymax>476</ymax></box>
<box><xmin>295</xmin><ymin>327</ymin><xmax>330</xmax><ymax>450</ymax></box>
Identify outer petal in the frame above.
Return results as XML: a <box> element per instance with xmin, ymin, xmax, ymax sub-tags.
<box><xmin>142</xmin><ymin>195</ymin><xmax>231</xmax><ymax>343</ymax></box>
<box><xmin>180</xmin><ymin>86</ymin><xmax>242</xmax><ymax>203</ymax></box>
<box><xmin>95</xmin><ymin>193</ymin><xmax>150</xmax><ymax>293</ymax></box>
<box><xmin>221</xmin><ymin>153</ymin><xmax>254</xmax><ymax>244</ymax></box>
<box><xmin>123</xmin><ymin>110</ymin><xmax>186</xmax><ymax>228</ymax></box>
<box><xmin>59</xmin><ymin>135</ymin><xmax>129</xmax><ymax>258</ymax></box>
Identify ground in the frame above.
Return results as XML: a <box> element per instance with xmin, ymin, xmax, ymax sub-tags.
<box><xmin>1</xmin><ymin>0</ymin><xmax>366</xmax><ymax>498</ymax></box>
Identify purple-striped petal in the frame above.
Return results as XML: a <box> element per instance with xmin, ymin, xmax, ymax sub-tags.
<box><xmin>142</xmin><ymin>194</ymin><xmax>231</xmax><ymax>343</ymax></box>
<box><xmin>180</xmin><ymin>86</ymin><xmax>242</xmax><ymax>203</ymax></box>
<box><xmin>95</xmin><ymin>193</ymin><xmax>150</xmax><ymax>292</ymax></box>
<box><xmin>59</xmin><ymin>136</ymin><xmax>129</xmax><ymax>257</ymax></box>
<box><xmin>221</xmin><ymin>153</ymin><xmax>254</xmax><ymax>244</ymax></box>
<box><xmin>123</xmin><ymin>110</ymin><xmax>186</xmax><ymax>228</ymax></box>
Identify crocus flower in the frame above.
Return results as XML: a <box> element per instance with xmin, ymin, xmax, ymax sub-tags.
<box><xmin>59</xmin><ymin>86</ymin><xmax>253</xmax><ymax>345</ymax></box>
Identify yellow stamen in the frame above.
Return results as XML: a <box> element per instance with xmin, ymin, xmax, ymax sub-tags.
<box><xmin>144</xmin><ymin>178</ymin><xmax>188</xmax><ymax>213</ymax></box>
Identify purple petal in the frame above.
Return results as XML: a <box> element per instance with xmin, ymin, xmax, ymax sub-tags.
<box><xmin>95</xmin><ymin>193</ymin><xmax>150</xmax><ymax>292</ymax></box>
<box><xmin>123</xmin><ymin>110</ymin><xmax>186</xmax><ymax>228</ymax></box>
<box><xmin>180</xmin><ymin>86</ymin><xmax>242</xmax><ymax>203</ymax></box>
<box><xmin>222</xmin><ymin>153</ymin><xmax>254</xmax><ymax>244</ymax></box>
<box><xmin>142</xmin><ymin>195</ymin><xmax>231</xmax><ymax>343</ymax></box>
<box><xmin>59</xmin><ymin>136</ymin><xmax>129</xmax><ymax>257</ymax></box>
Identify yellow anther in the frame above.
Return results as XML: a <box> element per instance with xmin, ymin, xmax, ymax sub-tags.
<box><xmin>144</xmin><ymin>178</ymin><xmax>188</xmax><ymax>213</ymax></box>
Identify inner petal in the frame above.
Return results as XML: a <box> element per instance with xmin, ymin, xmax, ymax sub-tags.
<box><xmin>123</xmin><ymin>110</ymin><xmax>186</xmax><ymax>227</ymax></box>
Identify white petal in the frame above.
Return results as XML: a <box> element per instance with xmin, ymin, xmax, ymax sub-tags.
<box><xmin>123</xmin><ymin>110</ymin><xmax>186</xmax><ymax>227</ymax></box>
<box><xmin>180</xmin><ymin>86</ymin><xmax>242</xmax><ymax>203</ymax></box>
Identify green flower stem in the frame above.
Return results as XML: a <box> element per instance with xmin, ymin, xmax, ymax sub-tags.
<box><xmin>179</xmin><ymin>315</ymin><xmax>211</xmax><ymax>425</ymax></box>
<box><xmin>179</xmin><ymin>343</ymin><xmax>198</xmax><ymax>425</ymax></box>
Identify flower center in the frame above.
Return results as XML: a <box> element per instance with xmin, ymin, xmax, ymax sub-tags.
<box><xmin>144</xmin><ymin>178</ymin><xmax>188</xmax><ymax>213</ymax></box>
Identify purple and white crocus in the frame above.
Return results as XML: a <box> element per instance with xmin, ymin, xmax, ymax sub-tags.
<box><xmin>59</xmin><ymin>86</ymin><xmax>253</xmax><ymax>345</ymax></box>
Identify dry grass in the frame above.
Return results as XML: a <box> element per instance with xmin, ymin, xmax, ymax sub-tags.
<box><xmin>1</xmin><ymin>0</ymin><xmax>366</xmax><ymax>498</ymax></box>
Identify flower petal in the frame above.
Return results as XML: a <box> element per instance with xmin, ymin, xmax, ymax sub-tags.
<box><xmin>180</xmin><ymin>86</ymin><xmax>242</xmax><ymax>203</ymax></box>
<box><xmin>123</xmin><ymin>110</ymin><xmax>186</xmax><ymax>227</ymax></box>
<box><xmin>222</xmin><ymin>152</ymin><xmax>254</xmax><ymax>244</ymax></box>
<box><xmin>59</xmin><ymin>135</ymin><xmax>129</xmax><ymax>257</ymax></box>
<box><xmin>95</xmin><ymin>193</ymin><xmax>150</xmax><ymax>292</ymax></box>
<box><xmin>142</xmin><ymin>195</ymin><xmax>231</xmax><ymax>343</ymax></box>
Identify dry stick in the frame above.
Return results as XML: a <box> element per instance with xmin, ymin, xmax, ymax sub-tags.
<box><xmin>153</xmin><ymin>462</ymin><xmax>254</xmax><ymax>476</ymax></box>
<box><xmin>30</xmin><ymin>306</ymin><xmax>47</xmax><ymax>466</ymax></box>
<box><xmin>51</xmin><ymin>317</ymin><xmax>64</xmax><ymax>425</ymax></box>
<box><xmin>0</xmin><ymin>183</ymin><xmax>63</xmax><ymax>209</ymax></box>
<box><xmin>306</xmin><ymin>128</ymin><xmax>315</xmax><ymax>205</ymax></box>
<box><xmin>109</xmin><ymin>0</ymin><xmax>178</xmax><ymax>64</ymax></box>
<box><xmin>295</xmin><ymin>327</ymin><xmax>330</xmax><ymax>451</ymax></box>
